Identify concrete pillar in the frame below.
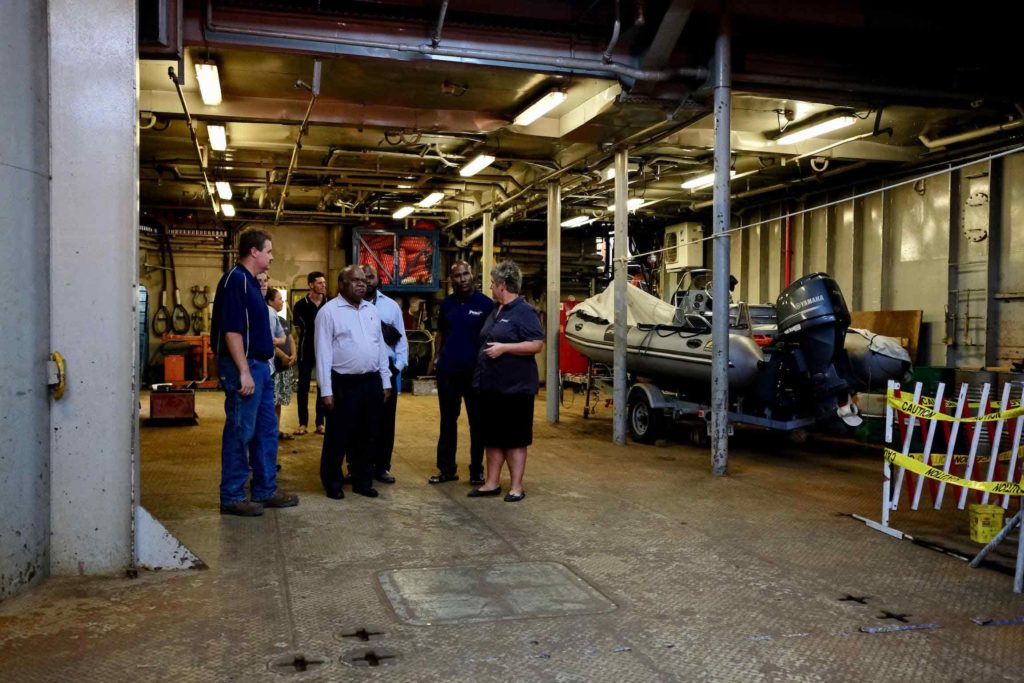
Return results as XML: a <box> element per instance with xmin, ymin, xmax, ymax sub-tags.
<box><xmin>48</xmin><ymin>0</ymin><xmax>138</xmax><ymax>575</ymax></box>
<box><xmin>0</xmin><ymin>0</ymin><xmax>51</xmax><ymax>599</ymax></box>
<box><xmin>612</xmin><ymin>150</ymin><xmax>629</xmax><ymax>445</ymax></box>
<box><xmin>546</xmin><ymin>182</ymin><xmax>561</xmax><ymax>423</ymax></box>
<box><xmin>482</xmin><ymin>211</ymin><xmax>494</xmax><ymax>292</ymax></box>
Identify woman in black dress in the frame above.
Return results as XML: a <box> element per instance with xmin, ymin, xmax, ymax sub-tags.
<box><xmin>468</xmin><ymin>261</ymin><xmax>544</xmax><ymax>502</ymax></box>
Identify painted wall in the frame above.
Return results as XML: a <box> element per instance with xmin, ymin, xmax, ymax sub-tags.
<box><xmin>48</xmin><ymin>0</ymin><xmax>137</xmax><ymax>576</ymax></box>
<box><xmin>732</xmin><ymin>152</ymin><xmax>1024</xmax><ymax>368</ymax></box>
<box><xmin>138</xmin><ymin>225</ymin><xmax>335</xmax><ymax>367</ymax></box>
<box><xmin>0</xmin><ymin>0</ymin><xmax>51</xmax><ymax>600</ymax></box>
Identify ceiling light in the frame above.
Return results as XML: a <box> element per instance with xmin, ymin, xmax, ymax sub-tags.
<box><xmin>397</xmin><ymin>184</ymin><xmax>413</xmax><ymax>189</ymax></box>
<box><xmin>601</xmin><ymin>161</ymin><xmax>639</xmax><ymax>182</ymax></box>
<box><xmin>207</xmin><ymin>124</ymin><xmax>227</xmax><ymax>151</ymax></box>
<box><xmin>772</xmin><ymin>111</ymin><xmax>857</xmax><ymax>146</ymax></box>
<box><xmin>215</xmin><ymin>181</ymin><xmax>232</xmax><ymax>200</ymax></box>
<box><xmin>607</xmin><ymin>198</ymin><xmax>649</xmax><ymax>213</ymax></box>
<box><xmin>194</xmin><ymin>61</ymin><xmax>222</xmax><ymax>106</ymax></box>
<box><xmin>561</xmin><ymin>215</ymin><xmax>593</xmax><ymax>228</ymax></box>
<box><xmin>513</xmin><ymin>90</ymin><xmax>568</xmax><ymax>126</ymax></box>
<box><xmin>681</xmin><ymin>170</ymin><xmax>738</xmax><ymax>190</ymax></box>
<box><xmin>417</xmin><ymin>192</ymin><xmax>445</xmax><ymax>208</ymax></box>
<box><xmin>393</xmin><ymin>205</ymin><xmax>415</xmax><ymax>219</ymax></box>
<box><xmin>459</xmin><ymin>154</ymin><xmax>496</xmax><ymax>177</ymax></box>
<box><xmin>220</xmin><ymin>203</ymin><xmax>235</xmax><ymax>217</ymax></box>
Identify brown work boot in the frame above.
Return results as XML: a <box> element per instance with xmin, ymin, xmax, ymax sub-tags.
<box><xmin>255</xmin><ymin>489</ymin><xmax>299</xmax><ymax>508</ymax></box>
<box><xmin>220</xmin><ymin>500</ymin><xmax>264</xmax><ymax>517</ymax></box>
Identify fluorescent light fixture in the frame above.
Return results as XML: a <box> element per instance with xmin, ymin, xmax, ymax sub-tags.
<box><xmin>393</xmin><ymin>205</ymin><xmax>415</xmax><ymax>219</ymax></box>
<box><xmin>607</xmin><ymin>198</ymin><xmax>649</xmax><ymax>213</ymax></box>
<box><xmin>681</xmin><ymin>170</ymin><xmax>738</xmax><ymax>190</ymax></box>
<box><xmin>417</xmin><ymin>191</ymin><xmax>445</xmax><ymax>208</ymax></box>
<box><xmin>561</xmin><ymin>215</ymin><xmax>593</xmax><ymax>228</ymax></box>
<box><xmin>194</xmin><ymin>61</ymin><xmax>222</xmax><ymax>106</ymax></box>
<box><xmin>459</xmin><ymin>154</ymin><xmax>496</xmax><ymax>177</ymax></box>
<box><xmin>601</xmin><ymin>161</ymin><xmax>639</xmax><ymax>181</ymax></box>
<box><xmin>513</xmin><ymin>90</ymin><xmax>568</xmax><ymax>126</ymax></box>
<box><xmin>220</xmin><ymin>203</ymin><xmax>235</xmax><ymax>217</ymax></box>
<box><xmin>397</xmin><ymin>184</ymin><xmax>413</xmax><ymax>189</ymax></box>
<box><xmin>215</xmin><ymin>181</ymin><xmax>232</xmax><ymax>200</ymax></box>
<box><xmin>207</xmin><ymin>124</ymin><xmax>227</xmax><ymax>151</ymax></box>
<box><xmin>773</xmin><ymin>112</ymin><xmax>857</xmax><ymax>146</ymax></box>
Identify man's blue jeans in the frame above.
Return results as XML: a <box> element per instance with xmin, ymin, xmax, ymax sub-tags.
<box><xmin>219</xmin><ymin>357</ymin><xmax>278</xmax><ymax>505</ymax></box>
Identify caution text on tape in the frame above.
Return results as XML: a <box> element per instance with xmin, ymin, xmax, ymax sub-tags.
<box><xmin>886</xmin><ymin>394</ymin><xmax>1024</xmax><ymax>423</ymax></box>
<box><xmin>883</xmin><ymin>448</ymin><xmax>1024</xmax><ymax>496</ymax></box>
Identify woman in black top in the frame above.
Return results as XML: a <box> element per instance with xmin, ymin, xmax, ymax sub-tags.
<box><xmin>469</xmin><ymin>261</ymin><xmax>544</xmax><ymax>503</ymax></box>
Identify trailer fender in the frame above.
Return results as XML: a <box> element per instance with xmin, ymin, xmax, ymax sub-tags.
<box><xmin>628</xmin><ymin>383</ymin><xmax>672</xmax><ymax>411</ymax></box>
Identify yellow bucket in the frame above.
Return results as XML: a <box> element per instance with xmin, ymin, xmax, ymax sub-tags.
<box><xmin>969</xmin><ymin>504</ymin><xmax>1005</xmax><ymax>544</ymax></box>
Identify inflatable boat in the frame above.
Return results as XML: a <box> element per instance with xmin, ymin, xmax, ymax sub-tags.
<box><xmin>565</xmin><ymin>272</ymin><xmax>911</xmax><ymax>427</ymax></box>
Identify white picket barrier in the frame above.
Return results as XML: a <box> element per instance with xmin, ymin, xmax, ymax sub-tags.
<box><xmin>857</xmin><ymin>378</ymin><xmax>1024</xmax><ymax>591</ymax></box>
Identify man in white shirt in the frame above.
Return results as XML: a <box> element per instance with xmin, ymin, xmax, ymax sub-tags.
<box><xmin>361</xmin><ymin>264</ymin><xmax>408</xmax><ymax>485</ymax></box>
<box><xmin>314</xmin><ymin>265</ymin><xmax>392</xmax><ymax>499</ymax></box>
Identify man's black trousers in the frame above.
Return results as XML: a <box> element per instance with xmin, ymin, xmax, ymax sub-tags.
<box><xmin>320</xmin><ymin>371</ymin><xmax>383</xmax><ymax>494</ymax></box>
<box><xmin>434</xmin><ymin>370</ymin><xmax>483</xmax><ymax>480</ymax></box>
<box><xmin>296</xmin><ymin>360</ymin><xmax>325</xmax><ymax>429</ymax></box>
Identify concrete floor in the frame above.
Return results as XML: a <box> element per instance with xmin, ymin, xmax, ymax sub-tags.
<box><xmin>2</xmin><ymin>389</ymin><xmax>1023</xmax><ymax>681</ymax></box>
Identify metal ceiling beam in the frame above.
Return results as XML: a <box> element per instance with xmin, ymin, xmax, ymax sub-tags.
<box><xmin>199</xmin><ymin>2</ymin><xmax>708</xmax><ymax>83</ymax></box>
<box><xmin>139</xmin><ymin>90</ymin><xmax>509</xmax><ymax>133</ymax></box>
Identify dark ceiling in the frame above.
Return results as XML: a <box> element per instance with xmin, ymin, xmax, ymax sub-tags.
<box><xmin>138</xmin><ymin>0</ymin><xmax>1024</xmax><ymax>234</ymax></box>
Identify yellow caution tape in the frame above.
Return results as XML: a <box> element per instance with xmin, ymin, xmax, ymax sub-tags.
<box><xmin>886</xmin><ymin>394</ymin><xmax>1024</xmax><ymax>423</ymax></box>
<box><xmin>921</xmin><ymin>395</ymin><xmax>1024</xmax><ymax>411</ymax></box>
<box><xmin>900</xmin><ymin>447</ymin><xmax>1023</xmax><ymax>468</ymax></box>
<box><xmin>883</xmin><ymin>448</ymin><xmax>1024</xmax><ymax>496</ymax></box>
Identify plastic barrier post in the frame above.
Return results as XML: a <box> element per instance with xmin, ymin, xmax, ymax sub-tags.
<box><xmin>1001</xmin><ymin>385</ymin><xmax>1024</xmax><ymax>510</ymax></box>
<box><xmin>912</xmin><ymin>382</ymin><xmax>945</xmax><ymax>510</ymax></box>
<box><xmin>958</xmin><ymin>383</ymin><xmax>992</xmax><ymax>510</ymax></box>
<box><xmin>891</xmin><ymin>382</ymin><xmax>924</xmax><ymax>511</ymax></box>
<box><xmin>981</xmin><ymin>383</ymin><xmax>1013</xmax><ymax>505</ymax></box>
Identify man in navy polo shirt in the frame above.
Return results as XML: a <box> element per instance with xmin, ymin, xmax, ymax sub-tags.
<box><xmin>428</xmin><ymin>260</ymin><xmax>494</xmax><ymax>485</ymax></box>
<box><xmin>211</xmin><ymin>229</ymin><xmax>299</xmax><ymax>516</ymax></box>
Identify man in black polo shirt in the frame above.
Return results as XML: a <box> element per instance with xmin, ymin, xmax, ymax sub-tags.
<box><xmin>211</xmin><ymin>229</ymin><xmax>299</xmax><ymax>516</ymax></box>
<box><xmin>292</xmin><ymin>271</ymin><xmax>327</xmax><ymax>436</ymax></box>
<box><xmin>429</xmin><ymin>260</ymin><xmax>494</xmax><ymax>485</ymax></box>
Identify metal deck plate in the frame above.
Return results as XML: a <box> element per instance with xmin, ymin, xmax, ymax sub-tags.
<box><xmin>378</xmin><ymin>561</ymin><xmax>617</xmax><ymax>625</ymax></box>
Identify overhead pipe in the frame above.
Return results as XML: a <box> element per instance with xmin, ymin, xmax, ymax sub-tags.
<box><xmin>918</xmin><ymin>118</ymin><xmax>1024</xmax><ymax>149</ymax></box>
<box><xmin>601</xmin><ymin>0</ymin><xmax>621</xmax><ymax>63</ymax></box>
<box><xmin>166</xmin><ymin>67</ymin><xmax>219</xmax><ymax>217</ymax></box>
<box><xmin>205</xmin><ymin>2</ymin><xmax>708</xmax><ymax>83</ymax></box>
<box><xmin>276</xmin><ymin>61</ymin><xmax>322</xmax><ymax>224</ymax></box>
<box><xmin>430</xmin><ymin>0</ymin><xmax>449</xmax><ymax>48</ymax></box>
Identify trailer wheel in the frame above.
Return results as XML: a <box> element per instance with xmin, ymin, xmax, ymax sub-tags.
<box><xmin>628</xmin><ymin>392</ymin><xmax>662</xmax><ymax>443</ymax></box>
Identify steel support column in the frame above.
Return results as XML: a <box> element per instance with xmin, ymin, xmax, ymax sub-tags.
<box><xmin>482</xmin><ymin>210</ymin><xmax>494</xmax><ymax>293</ymax></box>
<box><xmin>546</xmin><ymin>181</ymin><xmax>561</xmax><ymax>423</ymax></box>
<box><xmin>710</xmin><ymin>20</ymin><xmax>732</xmax><ymax>476</ymax></box>
<box><xmin>613</xmin><ymin>149</ymin><xmax>629</xmax><ymax>445</ymax></box>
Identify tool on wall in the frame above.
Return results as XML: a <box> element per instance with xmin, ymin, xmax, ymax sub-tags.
<box><xmin>164</xmin><ymin>226</ymin><xmax>191</xmax><ymax>334</ymax></box>
<box><xmin>190</xmin><ymin>285</ymin><xmax>211</xmax><ymax>334</ymax></box>
<box><xmin>151</xmin><ymin>224</ymin><xmax>172</xmax><ymax>334</ymax></box>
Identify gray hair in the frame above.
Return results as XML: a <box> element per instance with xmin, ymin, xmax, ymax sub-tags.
<box><xmin>490</xmin><ymin>260</ymin><xmax>522</xmax><ymax>294</ymax></box>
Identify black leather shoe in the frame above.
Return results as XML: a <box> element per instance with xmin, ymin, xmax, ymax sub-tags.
<box><xmin>353</xmin><ymin>486</ymin><xmax>379</xmax><ymax>498</ymax></box>
<box><xmin>469</xmin><ymin>474</ymin><xmax>485</xmax><ymax>486</ymax></box>
<box><xmin>467</xmin><ymin>487</ymin><xmax>502</xmax><ymax>498</ymax></box>
<box><xmin>503</xmin><ymin>491</ymin><xmax>526</xmax><ymax>503</ymax></box>
<box><xmin>428</xmin><ymin>472</ymin><xmax>459</xmax><ymax>484</ymax></box>
<box><xmin>375</xmin><ymin>471</ymin><xmax>396</xmax><ymax>484</ymax></box>
<box><xmin>326</xmin><ymin>490</ymin><xmax>345</xmax><ymax>500</ymax></box>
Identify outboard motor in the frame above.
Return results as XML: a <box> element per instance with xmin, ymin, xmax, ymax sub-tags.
<box><xmin>750</xmin><ymin>273</ymin><xmax>859</xmax><ymax>425</ymax></box>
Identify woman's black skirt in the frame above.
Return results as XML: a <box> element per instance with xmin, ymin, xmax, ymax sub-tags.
<box><xmin>477</xmin><ymin>391</ymin><xmax>535</xmax><ymax>449</ymax></box>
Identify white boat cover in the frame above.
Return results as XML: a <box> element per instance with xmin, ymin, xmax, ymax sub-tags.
<box><xmin>571</xmin><ymin>284</ymin><xmax>677</xmax><ymax>326</ymax></box>
<box><xmin>847</xmin><ymin>328</ymin><xmax>912</xmax><ymax>363</ymax></box>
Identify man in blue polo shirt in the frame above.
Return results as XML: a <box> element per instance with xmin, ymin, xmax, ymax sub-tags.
<box><xmin>429</xmin><ymin>260</ymin><xmax>494</xmax><ymax>485</ymax></box>
<box><xmin>211</xmin><ymin>229</ymin><xmax>299</xmax><ymax>516</ymax></box>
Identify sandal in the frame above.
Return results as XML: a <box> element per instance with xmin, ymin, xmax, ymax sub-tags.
<box><xmin>278</xmin><ymin>432</ymin><xmax>294</xmax><ymax>441</ymax></box>
<box><xmin>315</xmin><ymin>425</ymin><xmax>326</xmax><ymax>435</ymax></box>
<box><xmin>293</xmin><ymin>426</ymin><xmax>308</xmax><ymax>436</ymax></box>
